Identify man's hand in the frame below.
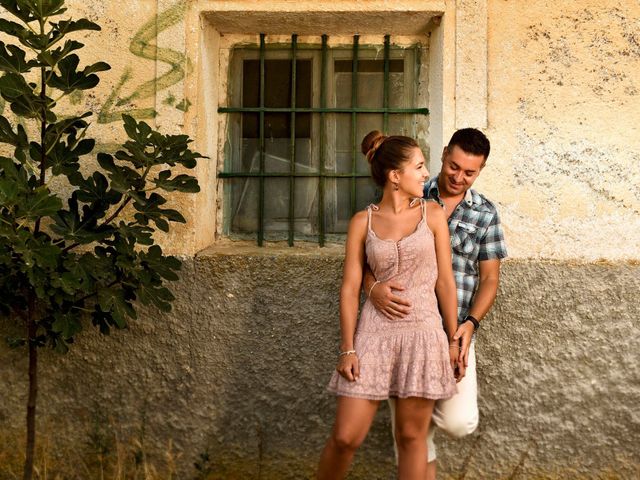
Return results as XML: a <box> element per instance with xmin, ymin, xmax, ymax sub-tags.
<box><xmin>452</xmin><ymin>321</ymin><xmax>475</xmax><ymax>367</ymax></box>
<box><xmin>368</xmin><ymin>280</ymin><xmax>412</xmax><ymax>319</ymax></box>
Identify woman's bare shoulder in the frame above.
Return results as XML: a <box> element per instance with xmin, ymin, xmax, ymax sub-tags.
<box><xmin>425</xmin><ymin>200</ymin><xmax>445</xmax><ymax>219</ymax></box>
<box><xmin>351</xmin><ymin>208</ymin><xmax>369</xmax><ymax>222</ymax></box>
<box><xmin>348</xmin><ymin>209</ymin><xmax>369</xmax><ymax>230</ymax></box>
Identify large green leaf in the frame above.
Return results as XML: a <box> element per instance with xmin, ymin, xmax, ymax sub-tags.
<box><xmin>29</xmin><ymin>0</ymin><xmax>67</xmax><ymax>20</ymax></box>
<box><xmin>37</xmin><ymin>39</ymin><xmax>82</xmax><ymax>67</ymax></box>
<box><xmin>132</xmin><ymin>192</ymin><xmax>185</xmax><ymax>233</ymax></box>
<box><xmin>121</xmin><ymin>114</ymin><xmax>152</xmax><ymax>144</ymax></box>
<box><xmin>0</xmin><ymin>0</ymin><xmax>38</xmax><ymax>23</ymax></box>
<box><xmin>0</xmin><ymin>41</ymin><xmax>38</xmax><ymax>73</ymax></box>
<box><xmin>59</xmin><ymin>253</ymin><xmax>113</xmax><ymax>296</ymax></box>
<box><xmin>0</xmin><ymin>156</ymin><xmax>29</xmax><ymax>206</ymax></box>
<box><xmin>50</xmin><ymin>196</ymin><xmax>112</xmax><ymax>243</ymax></box>
<box><xmin>43</xmin><ymin>112</ymin><xmax>91</xmax><ymax>150</ymax></box>
<box><xmin>97</xmin><ymin>152</ymin><xmax>144</xmax><ymax>196</ymax></box>
<box><xmin>139</xmin><ymin>245</ymin><xmax>181</xmax><ymax>281</ymax></box>
<box><xmin>0</xmin><ymin>176</ymin><xmax>20</xmax><ymax>204</ymax></box>
<box><xmin>50</xmin><ymin>18</ymin><xmax>100</xmax><ymax>35</ymax></box>
<box><xmin>0</xmin><ymin>71</ymin><xmax>33</xmax><ymax>99</ymax></box>
<box><xmin>9</xmin><ymin>92</ymin><xmax>47</xmax><ymax>119</ymax></box>
<box><xmin>97</xmin><ymin>286</ymin><xmax>136</xmax><ymax>328</ymax></box>
<box><xmin>12</xmin><ymin>234</ymin><xmax>60</xmax><ymax>270</ymax></box>
<box><xmin>0</xmin><ymin>15</ymin><xmax>46</xmax><ymax>50</ymax></box>
<box><xmin>16</xmin><ymin>185</ymin><xmax>62</xmax><ymax>219</ymax></box>
<box><xmin>75</xmin><ymin>171</ymin><xmax>121</xmax><ymax>207</ymax></box>
<box><xmin>118</xmin><ymin>223</ymin><xmax>154</xmax><ymax>245</ymax></box>
<box><xmin>0</xmin><ymin>18</ymin><xmax>31</xmax><ymax>38</ymax></box>
<box><xmin>47</xmin><ymin>54</ymin><xmax>110</xmax><ymax>93</ymax></box>
<box><xmin>46</xmin><ymin>140</ymin><xmax>86</xmax><ymax>183</ymax></box>
<box><xmin>51</xmin><ymin>311</ymin><xmax>82</xmax><ymax>340</ymax></box>
<box><xmin>114</xmin><ymin>140</ymin><xmax>155</xmax><ymax>169</ymax></box>
<box><xmin>0</xmin><ymin>72</ymin><xmax>49</xmax><ymax>119</ymax></box>
<box><xmin>119</xmin><ymin>115</ymin><xmax>206</xmax><ymax>170</ymax></box>
<box><xmin>152</xmin><ymin>170</ymin><xmax>200</xmax><ymax>193</ymax></box>
<box><xmin>137</xmin><ymin>283</ymin><xmax>174</xmax><ymax>312</ymax></box>
<box><xmin>0</xmin><ymin>117</ymin><xmax>29</xmax><ymax>159</ymax></box>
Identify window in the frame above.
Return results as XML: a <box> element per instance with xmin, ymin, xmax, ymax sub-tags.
<box><xmin>219</xmin><ymin>34</ymin><xmax>428</xmax><ymax>245</ymax></box>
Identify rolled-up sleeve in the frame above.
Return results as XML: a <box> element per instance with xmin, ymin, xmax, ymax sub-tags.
<box><xmin>478</xmin><ymin>211</ymin><xmax>507</xmax><ymax>261</ymax></box>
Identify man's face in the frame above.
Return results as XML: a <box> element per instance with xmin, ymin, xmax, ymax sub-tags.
<box><xmin>439</xmin><ymin>145</ymin><xmax>485</xmax><ymax>196</ymax></box>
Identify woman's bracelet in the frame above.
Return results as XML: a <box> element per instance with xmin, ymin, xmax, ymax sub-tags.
<box><xmin>367</xmin><ymin>280</ymin><xmax>380</xmax><ymax>297</ymax></box>
<box><xmin>339</xmin><ymin>349</ymin><xmax>357</xmax><ymax>357</ymax></box>
<box><xmin>449</xmin><ymin>344</ymin><xmax>460</xmax><ymax>349</ymax></box>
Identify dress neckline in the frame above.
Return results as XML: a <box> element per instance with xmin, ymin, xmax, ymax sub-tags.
<box><xmin>367</xmin><ymin>200</ymin><xmax>426</xmax><ymax>244</ymax></box>
<box><xmin>368</xmin><ymin>217</ymin><xmax>425</xmax><ymax>244</ymax></box>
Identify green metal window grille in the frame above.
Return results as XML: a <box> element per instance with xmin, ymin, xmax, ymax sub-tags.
<box><xmin>218</xmin><ymin>34</ymin><xmax>429</xmax><ymax>247</ymax></box>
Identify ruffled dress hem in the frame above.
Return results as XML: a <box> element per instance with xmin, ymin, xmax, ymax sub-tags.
<box><xmin>325</xmin><ymin>387</ymin><xmax>457</xmax><ymax>401</ymax></box>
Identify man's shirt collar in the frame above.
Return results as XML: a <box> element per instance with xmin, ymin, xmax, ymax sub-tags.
<box><xmin>424</xmin><ymin>175</ymin><xmax>490</xmax><ymax>212</ymax></box>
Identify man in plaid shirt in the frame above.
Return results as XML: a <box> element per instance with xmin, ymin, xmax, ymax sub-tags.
<box><xmin>364</xmin><ymin>128</ymin><xmax>507</xmax><ymax>480</ymax></box>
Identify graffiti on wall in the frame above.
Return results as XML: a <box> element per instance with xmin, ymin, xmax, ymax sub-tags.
<box><xmin>0</xmin><ymin>1</ymin><xmax>190</xmax><ymax>123</ymax></box>
<box><xmin>98</xmin><ymin>1</ymin><xmax>191</xmax><ymax>124</ymax></box>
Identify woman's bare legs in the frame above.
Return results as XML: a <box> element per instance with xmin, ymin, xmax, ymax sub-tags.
<box><xmin>395</xmin><ymin>397</ymin><xmax>435</xmax><ymax>480</ymax></box>
<box><xmin>317</xmin><ymin>397</ymin><xmax>379</xmax><ymax>480</ymax></box>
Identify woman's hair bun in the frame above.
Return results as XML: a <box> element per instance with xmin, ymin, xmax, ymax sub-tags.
<box><xmin>361</xmin><ymin>130</ymin><xmax>386</xmax><ymax>164</ymax></box>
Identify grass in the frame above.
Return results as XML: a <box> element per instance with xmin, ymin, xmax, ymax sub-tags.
<box><xmin>0</xmin><ymin>424</ymin><xmax>180</xmax><ymax>480</ymax></box>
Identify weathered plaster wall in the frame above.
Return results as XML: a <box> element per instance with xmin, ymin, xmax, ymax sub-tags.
<box><xmin>3</xmin><ymin>0</ymin><xmax>637</xmax><ymax>257</ymax></box>
<box><xmin>482</xmin><ymin>0</ymin><xmax>640</xmax><ymax>260</ymax></box>
<box><xmin>1</xmin><ymin>0</ymin><xmax>639</xmax><ymax>478</ymax></box>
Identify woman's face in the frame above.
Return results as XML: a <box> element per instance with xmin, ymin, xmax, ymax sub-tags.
<box><xmin>394</xmin><ymin>147</ymin><xmax>429</xmax><ymax>197</ymax></box>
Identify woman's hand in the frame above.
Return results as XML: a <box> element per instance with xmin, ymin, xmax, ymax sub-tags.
<box><xmin>336</xmin><ymin>353</ymin><xmax>360</xmax><ymax>382</ymax></box>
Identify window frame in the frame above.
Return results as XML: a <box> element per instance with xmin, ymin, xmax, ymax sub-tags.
<box><xmin>218</xmin><ymin>34</ymin><xmax>429</xmax><ymax>246</ymax></box>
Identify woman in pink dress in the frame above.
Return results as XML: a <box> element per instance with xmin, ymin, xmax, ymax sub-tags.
<box><xmin>317</xmin><ymin>131</ymin><xmax>461</xmax><ymax>480</ymax></box>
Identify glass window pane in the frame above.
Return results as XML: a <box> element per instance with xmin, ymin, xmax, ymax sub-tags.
<box><xmin>263</xmin><ymin>138</ymin><xmax>313</xmax><ymax>174</ymax></box>
<box><xmin>229</xmin><ymin>177</ymin><xmax>259</xmax><ymax>234</ymax></box>
<box><xmin>294</xmin><ymin>177</ymin><xmax>319</xmax><ymax>237</ymax></box>
<box><xmin>263</xmin><ymin>177</ymin><xmax>290</xmax><ymax>236</ymax></box>
<box><xmin>324</xmin><ymin>178</ymin><xmax>351</xmax><ymax>234</ymax></box>
<box><xmin>242</xmin><ymin>59</ymin><xmax>311</xmax><ymax>138</ymax></box>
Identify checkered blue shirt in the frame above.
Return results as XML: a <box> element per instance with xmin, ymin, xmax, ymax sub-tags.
<box><xmin>424</xmin><ymin>176</ymin><xmax>508</xmax><ymax>324</ymax></box>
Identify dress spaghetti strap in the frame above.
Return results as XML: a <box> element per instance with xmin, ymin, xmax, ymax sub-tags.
<box><xmin>366</xmin><ymin>203</ymin><xmax>380</xmax><ymax>234</ymax></box>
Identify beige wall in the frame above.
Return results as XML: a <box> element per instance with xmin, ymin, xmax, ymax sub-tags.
<box><xmin>5</xmin><ymin>0</ymin><xmax>633</xmax><ymax>260</ymax></box>
<box><xmin>483</xmin><ymin>0</ymin><xmax>640</xmax><ymax>260</ymax></box>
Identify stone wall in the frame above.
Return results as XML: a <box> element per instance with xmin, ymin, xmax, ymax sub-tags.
<box><xmin>2</xmin><ymin>247</ymin><xmax>639</xmax><ymax>478</ymax></box>
<box><xmin>1</xmin><ymin>0</ymin><xmax>639</xmax><ymax>478</ymax></box>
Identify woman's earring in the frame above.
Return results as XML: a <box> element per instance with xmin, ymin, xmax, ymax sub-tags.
<box><xmin>393</xmin><ymin>182</ymin><xmax>399</xmax><ymax>191</ymax></box>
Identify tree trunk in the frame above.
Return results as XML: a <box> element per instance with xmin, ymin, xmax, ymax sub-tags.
<box><xmin>23</xmin><ymin>297</ymin><xmax>37</xmax><ymax>480</ymax></box>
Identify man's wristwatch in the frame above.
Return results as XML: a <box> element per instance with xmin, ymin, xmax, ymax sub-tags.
<box><xmin>463</xmin><ymin>315</ymin><xmax>480</xmax><ymax>331</ymax></box>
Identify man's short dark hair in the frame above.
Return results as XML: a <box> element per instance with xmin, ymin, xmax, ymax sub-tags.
<box><xmin>447</xmin><ymin>128</ymin><xmax>490</xmax><ymax>160</ymax></box>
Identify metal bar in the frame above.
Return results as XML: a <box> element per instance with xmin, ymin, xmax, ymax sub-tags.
<box><xmin>288</xmin><ymin>34</ymin><xmax>297</xmax><ymax>246</ymax></box>
<box><xmin>219</xmin><ymin>172</ymin><xmax>371</xmax><ymax>178</ymax></box>
<box><xmin>383</xmin><ymin>35</ymin><xmax>390</xmax><ymax>134</ymax></box>
<box><xmin>219</xmin><ymin>106</ymin><xmax>429</xmax><ymax>114</ymax></box>
<box><xmin>319</xmin><ymin>34</ymin><xmax>328</xmax><ymax>246</ymax></box>
<box><xmin>351</xmin><ymin>35</ymin><xmax>359</xmax><ymax>217</ymax></box>
<box><xmin>258</xmin><ymin>33</ymin><xmax>265</xmax><ymax>246</ymax></box>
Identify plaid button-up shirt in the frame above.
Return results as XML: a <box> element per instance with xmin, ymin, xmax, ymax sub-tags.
<box><xmin>424</xmin><ymin>176</ymin><xmax>508</xmax><ymax>323</ymax></box>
